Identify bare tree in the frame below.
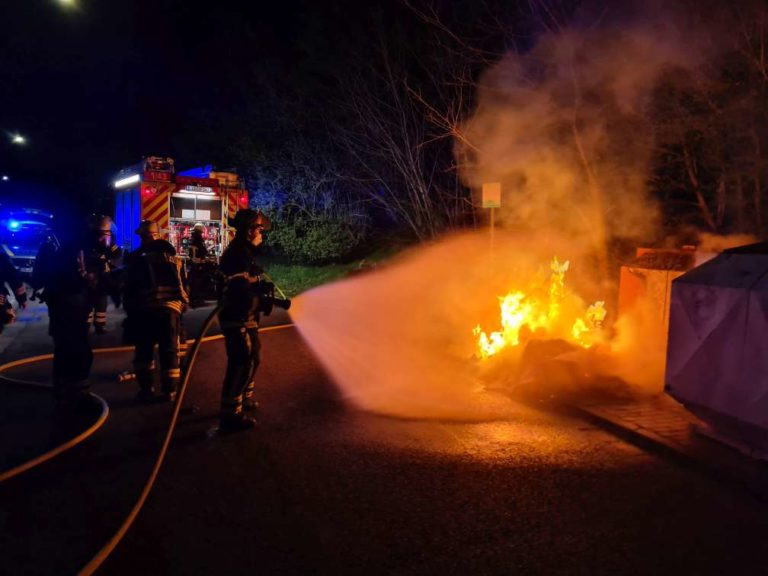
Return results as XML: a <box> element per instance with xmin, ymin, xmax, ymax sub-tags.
<box><xmin>331</xmin><ymin>10</ymin><xmax>480</xmax><ymax>241</ymax></box>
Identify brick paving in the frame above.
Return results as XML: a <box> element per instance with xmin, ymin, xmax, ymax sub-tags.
<box><xmin>575</xmin><ymin>393</ymin><xmax>768</xmax><ymax>500</ymax></box>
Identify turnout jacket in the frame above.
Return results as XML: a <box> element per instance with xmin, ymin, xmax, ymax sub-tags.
<box><xmin>85</xmin><ymin>235</ymin><xmax>123</xmax><ymax>296</ymax></box>
<box><xmin>218</xmin><ymin>238</ymin><xmax>262</xmax><ymax>329</ymax></box>
<box><xmin>123</xmin><ymin>239</ymin><xmax>189</xmax><ymax>314</ymax></box>
<box><xmin>189</xmin><ymin>234</ymin><xmax>209</xmax><ymax>260</ymax></box>
<box><xmin>85</xmin><ymin>235</ymin><xmax>122</xmax><ymax>273</ymax></box>
<box><xmin>32</xmin><ymin>238</ymin><xmax>90</xmax><ymax>302</ymax></box>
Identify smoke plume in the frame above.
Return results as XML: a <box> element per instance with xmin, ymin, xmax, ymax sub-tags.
<box><xmin>456</xmin><ymin>1</ymin><xmax>712</xmax><ymax>274</ymax></box>
<box><xmin>293</xmin><ymin>1</ymin><xmax>730</xmax><ymax>418</ymax></box>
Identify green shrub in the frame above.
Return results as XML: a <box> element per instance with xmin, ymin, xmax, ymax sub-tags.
<box><xmin>266</xmin><ymin>215</ymin><xmax>361</xmax><ymax>264</ymax></box>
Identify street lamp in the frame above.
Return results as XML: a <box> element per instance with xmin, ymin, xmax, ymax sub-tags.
<box><xmin>10</xmin><ymin>133</ymin><xmax>26</xmax><ymax>145</ymax></box>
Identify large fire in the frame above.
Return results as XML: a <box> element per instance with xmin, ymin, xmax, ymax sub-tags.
<box><xmin>473</xmin><ymin>257</ymin><xmax>607</xmax><ymax>359</ymax></box>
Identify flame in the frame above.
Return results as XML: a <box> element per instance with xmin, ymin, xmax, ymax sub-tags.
<box><xmin>474</xmin><ymin>258</ymin><xmax>606</xmax><ymax>359</ymax></box>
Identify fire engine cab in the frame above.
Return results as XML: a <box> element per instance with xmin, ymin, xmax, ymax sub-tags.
<box><xmin>112</xmin><ymin>156</ymin><xmax>249</xmax><ymax>256</ymax></box>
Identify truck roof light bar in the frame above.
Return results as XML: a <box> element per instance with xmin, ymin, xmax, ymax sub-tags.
<box><xmin>114</xmin><ymin>174</ymin><xmax>140</xmax><ymax>188</ymax></box>
<box><xmin>173</xmin><ymin>192</ymin><xmax>218</xmax><ymax>199</ymax></box>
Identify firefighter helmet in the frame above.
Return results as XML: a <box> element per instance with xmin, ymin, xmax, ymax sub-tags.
<box><xmin>135</xmin><ymin>219</ymin><xmax>160</xmax><ymax>237</ymax></box>
<box><xmin>88</xmin><ymin>214</ymin><xmax>113</xmax><ymax>233</ymax></box>
<box><xmin>229</xmin><ymin>209</ymin><xmax>271</xmax><ymax>232</ymax></box>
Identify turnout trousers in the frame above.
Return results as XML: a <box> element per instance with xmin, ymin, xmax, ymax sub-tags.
<box><xmin>48</xmin><ymin>296</ymin><xmax>93</xmax><ymax>400</ymax></box>
<box><xmin>88</xmin><ymin>292</ymin><xmax>108</xmax><ymax>331</ymax></box>
<box><xmin>221</xmin><ymin>325</ymin><xmax>261</xmax><ymax>416</ymax></box>
<box><xmin>131</xmin><ymin>308</ymin><xmax>181</xmax><ymax>394</ymax></box>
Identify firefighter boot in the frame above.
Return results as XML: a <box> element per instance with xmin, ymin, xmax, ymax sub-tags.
<box><xmin>220</xmin><ymin>364</ymin><xmax>254</xmax><ymax>431</ymax></box>
<box><xmin>160</xmin><ymin>368</ymin><xmax>181</xmax><ymax>403</ymax></box>
<box><xmin>135</xmin><ymin>365</ymin><xmax>159</xmax><ymax>404</ymax></box>
<box><xmin>242</xmin><ymin>381</ymin><xmax>260</xmax><ymax>412</ymax></box>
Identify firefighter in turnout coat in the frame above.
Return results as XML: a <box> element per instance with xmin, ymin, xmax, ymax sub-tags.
<box><xmin>187</xmin><ymin>222</ymin><xmax>210</xmax><ymax>308</ymax></box>
<box><xmin>123</xmin><ymin>220</ymin><xmax>189</xmax><ymax>403</ymax></box>
<box><xmin>217</xmin><ymin>209</ymin><xmax>270</xmax><ymax>432</ymax></box>
<box><xmin>31</xmin><ymin>231</ymin><xmax>94</xmax><ymax>403</ymax></box>
<box><xmin>85</xmin><ymin>214</ymin><xmax>122</xmax><ymax>334</ymax></box>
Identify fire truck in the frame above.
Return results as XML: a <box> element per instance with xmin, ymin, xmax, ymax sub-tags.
<box><xmin>112</xmin><ymin>156</ymin><xmax>249</xmax><ymax>256</ymax></box>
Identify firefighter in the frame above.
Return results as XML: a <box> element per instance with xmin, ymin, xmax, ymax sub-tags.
<box><xmin>217</xmin><ymin>209</ymin><xmax>270</xmax><ymax>432</ymax></box>
<box><xmin>188</xmin><ymin>222</ymin><xmax>209</xmax><ymax>307</ymax></box>
<box><xmin>31</xmin><ymin>228</ymin><xmax>93</xmax><ymax>404</ymax></box>
<box><xmin>0</xmin><ymin>250</ymin><xmax>27</xmax><ymax>333</ymax></box>
<box><xmin>189</xmin><ymin>222</ymin><xmax>209</xmax><ymax>259</ymax></box>
<box><xmin>85</xmin><ymin>214</ymin><xmax>122</xmax><ymax>334</ymax></box>
<box><xmin>123</xmin><ymin>219</ymin><xmax>189</xmax><ymax>403</ymax></box>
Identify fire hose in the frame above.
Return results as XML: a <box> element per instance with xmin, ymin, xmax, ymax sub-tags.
<box><xmin>0</xmin><ymin>347</ymin><xmax>128</xmax><ymax>484</ymax></box>
<box><xmin>0</xmin><ymin>377</ymin><xmax>109</xmax><ymax>484</ymax></box>
<box><xmin>0</xmin><ymin>316</ymin><xmax>295</xmax><ymax>572</ymax></box>
<box><xmin>78</xmin><ymin>316</ymin><xmax>291</xmax><ymax>574</ymax></box>
<box><xmin>77</xmin><ymin>304</ymin><xmax>222</xmax><ymax>576</ymax></box>
<box><xmin>80</xmin><ymin>283</ymin><xmax>292</xmax><ymax>575</ymax></box>
<box><xmin>0</xmin><ymin>282</ymin><xmax>293</xmax><ymax>573</ymax></box>
<box><xmin>0</xmin><ymin>339</ymin><xmax>193</xmax><ymax>484</ymax></box>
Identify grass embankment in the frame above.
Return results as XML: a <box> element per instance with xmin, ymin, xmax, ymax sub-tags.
<box><xmin>261</xmin><ymin>245</ymin><xmax>406</xmax><ymax>298</ymax></box>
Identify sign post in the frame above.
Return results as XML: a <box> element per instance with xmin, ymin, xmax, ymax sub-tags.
<box><xmin>482</xmin><ymin>182</ymin><xmax>501</xmax><ymax>253</ymax></box>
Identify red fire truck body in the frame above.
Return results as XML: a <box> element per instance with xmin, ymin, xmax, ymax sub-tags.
<box><xmin>113</xmin><ymin>157</ymin><xmax>249</xmax><ymax>256</ymax></box>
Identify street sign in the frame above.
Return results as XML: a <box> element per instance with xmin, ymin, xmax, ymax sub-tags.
<box><xmin>482</xmin><ymin>182</ymin><xmax>501</xmax><ymax>208</ymax></box>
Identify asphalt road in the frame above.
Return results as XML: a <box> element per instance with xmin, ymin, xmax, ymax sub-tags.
<box><xmin>2</xmin><ymin>319</ymin><xmax>768</xmax><ymax>575</ymax></box>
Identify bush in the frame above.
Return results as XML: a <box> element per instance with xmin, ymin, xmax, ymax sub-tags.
<box><xmin>266</xmin><ymin>214</ymin><xmax>361</xmax><ymax>264</ymax></box>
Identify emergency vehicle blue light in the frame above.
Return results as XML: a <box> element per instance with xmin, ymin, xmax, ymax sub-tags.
<box><xmin>8</xmin><ymin>220</ymin><xmax>20</xmax><ymax>231</ymax></box>
<box><xmin>178</xmin><ymin>165</ymin><xmax>212</xmax><ymax>178</ymax></box>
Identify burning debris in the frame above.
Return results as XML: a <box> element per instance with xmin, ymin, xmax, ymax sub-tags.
<box><xmin>290</xmin><ymin>232</ymin><xmax>640</xmax><ymax>420</ymax></box>
<box><xmin>473</xmin><ymin>257</ymin><xmax>607</xmax><ymax>361</ymax></box>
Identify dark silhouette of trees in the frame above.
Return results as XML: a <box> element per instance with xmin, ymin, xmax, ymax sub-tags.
<box><xmin>205</xmin><ymin>0</ymin><xmax>768</xmax><ymax>258</ymax></box>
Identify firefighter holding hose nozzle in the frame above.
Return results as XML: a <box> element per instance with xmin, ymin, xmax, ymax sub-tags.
<box><xmin>217</xmin><ymin>208</ymin><xmax>287</xmax><ymax>432</ymax></box>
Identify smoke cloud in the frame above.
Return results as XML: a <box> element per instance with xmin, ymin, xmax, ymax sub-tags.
<box><xmin>456</xmin><ymin>1</ymin><xmax>712</xmax><ymax>269</ymax></box>
<box><xmin>293</xmin><ymin>2</ymin><xmax>734</xmax><ymax>418</ymax></box>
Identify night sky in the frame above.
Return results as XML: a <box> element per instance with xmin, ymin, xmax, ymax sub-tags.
<box><xmin>0</xmin><ymin>0</ymin><xmax>310</xmax><ymax>213</ymax></box>
<box><xmin>1</xmin><ymin>0</ymin><xmax>529</xmax><ymax>225</ymax></box>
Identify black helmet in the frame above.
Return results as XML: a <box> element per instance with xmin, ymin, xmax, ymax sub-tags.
<box><xmin>135</xmin><ymin>219</ymin><xmax>161</xmax><ymax>236</ymax></box>
<box><xmin>88</xmin><ymin>213</ymin><xmax>113</xmax><ymax>233</ymax></box>
<box><xmin>229</xmin><ymin>209</ymin><xmax>271</xmax><ymax>233</ymax></box>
